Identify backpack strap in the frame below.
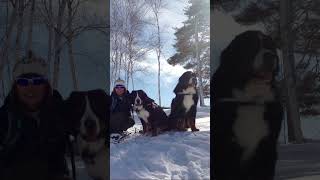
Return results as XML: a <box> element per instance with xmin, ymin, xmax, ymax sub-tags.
<box><xmin>1</xmin><ymin>112</ymin><xmax>22</xmax><ymax>153</ymax></box>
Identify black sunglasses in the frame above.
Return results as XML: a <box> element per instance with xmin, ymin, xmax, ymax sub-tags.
<box><xmin>16</xmin><ymin>77</ymin><xmax>48</xmax><ymax>86</ymax></box>
<box><xmin>115</xmin><ymin>86</ymin><xmax>125</xmax><ymax>89</ymax></box>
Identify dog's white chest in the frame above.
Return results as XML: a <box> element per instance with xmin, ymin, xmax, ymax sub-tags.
<box><xmin>182</xmin><ymin>87</ymin><xmax>196</xmax><ymax>112</ymax></box>
<box><xmin>137</xmin><ymin>108</ymin><xmax>150</xmax><ymax>123</ymax></box>
<box><xmin>233</xmin><ymin>105</ymin><xmax>269</xmax><ymax>161</ymax></box>
<box><xmin>78</xmin><ymin>138</ymin><xmax>108</xmax><ymax>180</ymax></box>
<box><xmin>85</xmin><ymin>149</ymin><xmax>108</xmax><ymax>180</ymax></box>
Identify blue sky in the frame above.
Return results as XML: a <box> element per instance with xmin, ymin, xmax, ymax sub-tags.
<box><xmin>121</xmin><ymin>0</ymin><xmax>208</xmax><ymax>107</ymax></box>
<box><xmin>212</xmin><ymin>10</ymin><xmax>262</xmax><ymax>72</ymax></box>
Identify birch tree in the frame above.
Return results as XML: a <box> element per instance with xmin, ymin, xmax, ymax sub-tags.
<box><xmin>66</xmin><ymin>0</ymin><xmax>79</xmax><ymax>90</ymax></box>
<box><xmin>280</xmin><ymin>0</ymin><xmax>304</xmax><ymax>143</ymax></box>
<box><xmin>168</xmin><ymin>0</ymin><xmax>210</xmax><ymax>106</ymax></box>
<box><xmin>0</xmin><ymin>0</ymin><xmax>18</xmax><ymax>81</ymax></box>
<box><xmin>110</xmin><ymin>0</ymin><xmax>151</xmax><ymax>88</ymax></box>
<box><xmin>25</xmin><ymin>0</ymin><xmax>35</xmax><ymax>53</ymax></box>
<box><xmin>148</xmin><ymin>0</ymin><xmax>164</xmax><ymax>106</ymax></box>
<box><xmin>52</xmin><ymin>0</ymin><xmax>66</xmax><ymax>89</ymax></box>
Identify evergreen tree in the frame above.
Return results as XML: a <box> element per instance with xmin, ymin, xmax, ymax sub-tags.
<box><xmin>168</xmin><ymin>0</ymin><xmax>210</xmax><ymax>104</ymax></box>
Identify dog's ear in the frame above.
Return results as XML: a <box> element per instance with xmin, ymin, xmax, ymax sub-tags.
<box><xmin>64</xmin><ymin>91</ymin><xmax>85</xmax><ymax>133</ymax></box>
<box><xmin>87</xmin><ymin>90</ymin><xmax>109</xmax><ymax>120</ymax></box>
<box><xmin>173</xmin><ymin>82</ymin><xmax>182</xmax><ymax>94</ymax></box>
<box><xmin>145</xmin><ymin>97</ymin><xmax>154</xmax><ymax>104</ymax></box>
<box><xmin>140</xmin><ymin>90</ymin><xmax>154</xmax><ymax>104</ymax></box>
<box><xmin>127</xmin><ymin>91</ymin><xmax>136</xmax><ymax>104</ymax></box>
<box><xmin>174</xmin><ymin>72</ymin><xmax>189</xmax><ymax>94</ymax></box>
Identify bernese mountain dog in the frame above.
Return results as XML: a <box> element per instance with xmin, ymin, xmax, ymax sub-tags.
<box><xmin>212</xmin><ymin>30</ymin><xmax>284</xmax><ymax>180</ymax></box>
<box><xmin>169</xmin><ymin>71</ymin><xmax>199</xmax><ymax>131</ymax></box>
<box><xmin>130</xmin><ymin>90</ymin><xmax>169</xmax><ymax>136</ymax></box>
<box><xmin>65</xmin><ymin>89</ymin><xmax>110</xmax><ymax>180</ymax></box>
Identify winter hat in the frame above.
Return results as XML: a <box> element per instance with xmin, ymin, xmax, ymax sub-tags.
<box><xmin>114</xmin><ymin>79</ymin><xmax>126</xmax><ymax>88</ymax></box>
<box><xmin>12</xmin><ymin>51</ymin><xmax>49</xmax><ymax>80</ymax></box>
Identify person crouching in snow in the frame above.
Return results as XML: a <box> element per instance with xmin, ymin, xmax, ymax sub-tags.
<box><xmin>0</xmin><ymin>51</ymin><xmax>70</xmax><ymax>180</ymax></box>
<box><xmin>110</xmin><ymin>79</ymin><xmax>135</xmax><ymax>134</ymax></box>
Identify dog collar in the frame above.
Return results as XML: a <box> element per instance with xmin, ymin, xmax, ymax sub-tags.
<box><xmin>147</xmin><ymin>102</ymin><xmax>158</xmax><ymax>108</ymax></box>
<box><xmin>217</xmin><ymin>98</ymin><xmax>270</xmax><ymax>105</ymax></box>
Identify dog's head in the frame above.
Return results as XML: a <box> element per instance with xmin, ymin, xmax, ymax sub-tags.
<box><xmin>65</xmin><ymin>89</ymin><xmax>110</xmax><ymax>142</ymax></box>
<box><xmin>130</xmin><ymin>90</ymin><xmax>154</xmax><ymax>111</ymax></box>
<box><xmin>174</xmin><ymin>71</ymin><xmax>197</xmax><ymax>94</ymax></box>
<box><xmin>213</xmin><ymin>30</ymin><xmax>280</xmax><ymax>98</ymax></box>
<box><xmin>221</xmin><ymin>30</ymin><xmax>278</xmax><ymax>84</ymax></box>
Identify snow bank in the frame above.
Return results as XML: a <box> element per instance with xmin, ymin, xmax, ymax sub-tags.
<box><xmin>110</xmin><ymin>107</ymin><xmax>210</xmax><ymax>180</ymax></box>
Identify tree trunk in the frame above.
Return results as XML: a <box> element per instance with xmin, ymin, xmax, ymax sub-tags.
<box><xmin>1</xmin><ymin>79</ymin><xmax>5</xmax><ymax>103</ymax></box>
<box><xmin>48</xmin><ymin>0</ymin><xmax>53</xmax><ymax>82</ymax></box>
<box><xmin>156</xmin><ymin>12</ymin><xmax>161</xmax><ymax>106</ymax></box>
<box><xmin>131</xmin><ymin>71</ymin><xmax>134</xmax><ymax>90</ymax></box>
<box><xmin>25</xmin><ymin>0</ymin><xmax>35</xmax><ymax>53</ymax></box>
<box><xmin>280</xmin><ymin>0</ymin><xmax>304</xmax><ymax>143</ymax></box>
<box><xmin>195</xmin><ymin>14</ymin><xmax>205</xmax><ymax>106</ymax></box>
<box><xmin>0</xmin><ymin>0</ymin><xmax>18</xmax><ymax>81</ymax></box>
<box><xmin>52</xmin><ymin>0</ymin><xmax>67</xmax><ymax>89</ymax></box>
<box><xmin>14</xmin><ymin>0</ymin><xmax>25</xmax><ymax>63</ymax></box>
<box><xmin>67</xmin><ymin>0</ymin><xmax>78</xmax><ymax>90</ymax></box>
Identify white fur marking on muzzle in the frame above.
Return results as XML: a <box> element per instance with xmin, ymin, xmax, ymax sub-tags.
<box><xmin>80</xmin><ymin>95</ymin><xmax>101</xmax><ymax>136</ymax></box>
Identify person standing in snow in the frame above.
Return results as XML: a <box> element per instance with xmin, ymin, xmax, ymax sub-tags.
<box><xmin>0</xmin><ymin>51</ymin><xmax>70</xmax><ymax>180</ymax></box>
<box><xmin>110</xmin><ymin>79</ymin><xmax>135</xmax><ymax>134</ymax></box>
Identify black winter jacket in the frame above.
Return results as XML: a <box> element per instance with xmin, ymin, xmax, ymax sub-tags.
<box><xmin>0</xmin><ymin>90</ymin><xmax>68</xmax><ymax>180</ymax></box>
<box><xmin>110</xmin><ymin>90</ymin><xmax>132</xmax><ymax>115</ymax></box>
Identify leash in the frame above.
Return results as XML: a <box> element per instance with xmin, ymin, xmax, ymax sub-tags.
<box><xmin>68</xmin><ymin>134</ymin><xmax>77</xmax><ymax>180</ymax></box>
<box><xmin>176</xmin><ymin>92</ymin><xmax>196</xmax><ymax>95</ymax></box>
<box><xmin>217</xmin><ymin>97</ymin><xmax>269</xmax><ymax>105</ymax></box>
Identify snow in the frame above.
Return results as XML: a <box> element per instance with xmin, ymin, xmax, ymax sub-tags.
<box><xmin>110</xmin><ymin>107</ymin><xmax>210</xmax><ymax>180</ymax></box>
<box><xmin>286</xmin><ymin>176</ymin><xmax>320</xmax><ymax>180</ymax></box>
<box><xmin>278</xmin><ymin>115</ymin><xmax>320</xmax><ymax>143</ymax></box>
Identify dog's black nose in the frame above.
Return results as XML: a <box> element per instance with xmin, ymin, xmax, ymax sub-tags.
<box><xmin>85</xmin><ymin>119</ymin><xmax>96</xmax><ymax>129</ymax></box>
<box><xmin>192</xmin><ymin>77</ymin><xmax>197</xmax><ymax>84</ymax></box>
<box><xmin>136</xmin><ymin>99</ymin><xmax>141</xmax><ymax>104</ymax></box>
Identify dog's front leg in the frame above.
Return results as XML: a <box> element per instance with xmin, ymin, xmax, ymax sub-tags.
<box><xmin>189</xmin><ymin>118</ymin><xmax>199</xmax><ymax>131</ymax></box>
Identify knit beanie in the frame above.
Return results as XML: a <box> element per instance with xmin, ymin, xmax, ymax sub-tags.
<box><xmin>114</xmin><ymin>79</ymin><xmax>126</xmax><ymax>88</ymax></box>
<box><xmin>12</xmin><ymin>51</ymin><xmax>48</xmax><ymax>81</ymax></box>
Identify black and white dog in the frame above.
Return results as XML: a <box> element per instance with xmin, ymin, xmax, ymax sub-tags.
<box><xmin>212</xmin><ymin>31</ymin><xmax>283</xmax><ymax>180</ymax></box>
<box><xmin>169</xmin><ymin>71</ymin><xmax>199</xmax><ymax>131</ymax></box>
<box><xmin>130</xmin><ymin>90</ymin><xmax>169</xmax><ymax>136</ymax></box>
<box><xmin>65</xmin><ymin>89</ymin><xmax>110</xmax><ymax>180</ymax></box>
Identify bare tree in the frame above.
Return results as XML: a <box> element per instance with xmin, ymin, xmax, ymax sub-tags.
<box><xmin>110</xmin><ymin>0</ymin><xmax>151</xmax><ymax>88</ymax></box>
<box><xmin>148</xmin><ymin>0</ymin><xmax>164</xmax><ymax>106</ymax></box>
<box><xmin>280</xmin><ymin>0</ymin><xmax>304</xmax><ymax>143</ymax></box>
<box><xmin>47</xmin><ymin>0</ymin><xmax>53</xmax><ymax>81</ymax></box>
<box><xmin>195</xmin><ymin>13</ymin><xmax>205</xmax><ymax>106</ymax></box>
<box><xmin>25</xmin><ymin>0</ymin><xmax>35</xmax><ymax>53</ymax></box>
<box><xmin>66</xmin><ymin>0</ymin><xmax>79</xmax><ymax>90</ymax></box>
<box><xmin>52</xmin><ymin>0</ymin><xmax>67</xmax><ymax>89</ymax></box>
<box><xmin>14</xmin><ymin>0</ymin><xmax>25</xmax><ymax>63</ymax></box>
<box><xmin>0</xmin><ymin>0</ymin><xmax>18</xmax><ymax>81</ymax></box>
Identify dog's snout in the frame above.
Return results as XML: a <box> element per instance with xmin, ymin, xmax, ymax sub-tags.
<box><xmin>84</xmin><ymin>119</ymin><xmax>96</xmax><ymax>129</ymax></box>
<box><xmin>193</xmin><ymin>78</ymin><xmax>197</xmax><ymax>84</ymax></box>
<box><xmin>136</xmin><ymin>98</ymin><xmax>141</xmax><ymax>104</ymax></box>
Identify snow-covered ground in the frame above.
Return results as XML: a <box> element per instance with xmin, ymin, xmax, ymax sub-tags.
<box><xmin>110</xmin><ymin>107</ymin><xmax>211</xmax><ymax>180</ymax></box>
<box><xmin>279</xmin><ymin>115</ymin><xmax>320</xmax><ymax>143</ymax></box>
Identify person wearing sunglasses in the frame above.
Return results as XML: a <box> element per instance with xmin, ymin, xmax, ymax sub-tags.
<box><xmin>0</xmin><ymin>52</ymin><xmax>71</xmax><ymax>180</ymax></box>
<box><xmin>110</xmin><ymin>79</ymin><xmax>135</xmax><ymax>134</ymax></box>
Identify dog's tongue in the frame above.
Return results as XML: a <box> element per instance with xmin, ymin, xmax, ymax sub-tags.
<box><xmin>86</xmin><ymin>136</ymin><xmax>96</xmax><ymax>142</ymax></box>
<box><xmin>86</xmin><ymin>130</ymin><xmax>98</xmax><ymax>142</ymax></box>
<box><xmin>255</xmin><ymin>72</ymin><xmax>272</xmax><ymax>82</ymax></box>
